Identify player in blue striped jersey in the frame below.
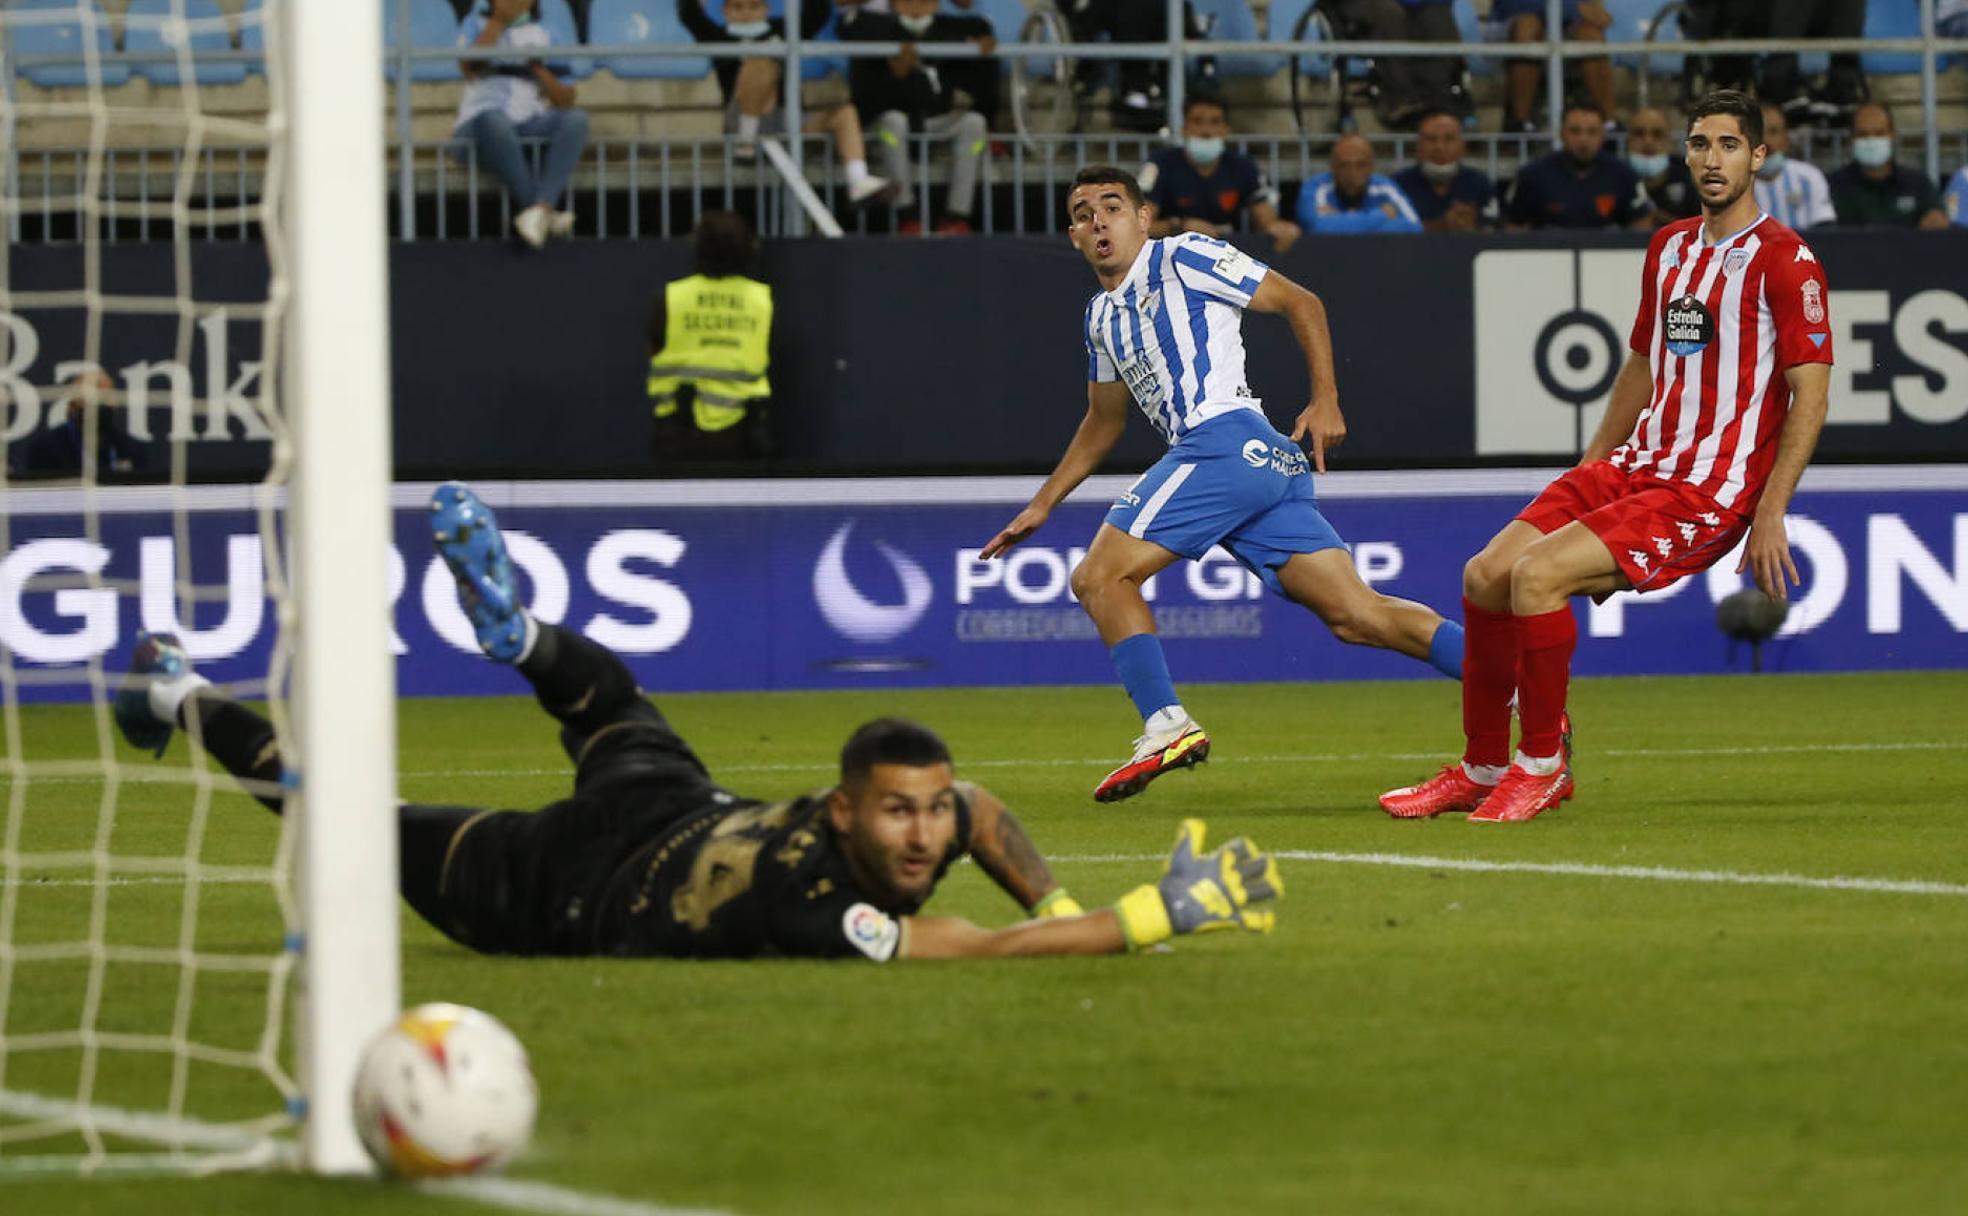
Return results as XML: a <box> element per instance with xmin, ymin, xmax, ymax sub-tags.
<box><xmin>982</xmin><ymin>165</ymin><xmax>1466</xmax><ymax>803</ymax></box>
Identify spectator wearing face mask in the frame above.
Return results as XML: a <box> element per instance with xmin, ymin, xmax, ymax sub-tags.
<box><xmin>1391</xmin><ymin>108</ymin><xmax>1498</xmax><ymax>232</ymax></box>
<box><xmin>1295</xmin><ymin>134</ymin><xmax>1422</xmax><ymax>235</ymax></box>
<box><xmin>1138</xmin><ymin>94</ymin><xmax>1300</xmax><ymax>252</ymax></box>
<box><xmin>1828</xmin><ymin>102</ymin><xmax>1947</xmax><ymax>230</ymax></box>
<box><xmin>1752</xmin><ymin>101</ymin><xmax>1835</xmax><ymax>230</ymax></box>
<box><xmin>1627</xmin><ymin>106</ymin><xmax>1698</xmax><ymax>228</ymax></box>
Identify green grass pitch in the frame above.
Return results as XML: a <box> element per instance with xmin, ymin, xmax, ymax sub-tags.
<box><xmin>4</xmin><ymin>671</ymin><xmax>1967</xmax><ymax>1214</ymax></box>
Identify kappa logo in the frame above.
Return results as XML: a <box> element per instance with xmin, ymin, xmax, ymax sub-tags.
<box><xmin>1678</xmin><ymin>521</ymin><xmax>1698</xmax><ymax>544</ymax></box>
<box><xmin>1630</xmin><ymin>549</ymin><xmax>1652</xmax><ymax>572</ymax></box>
<box><xmin>1795</xmin><ymin>246</ymin><xmax>1817</xmax><ymax>263</ymax></box>
<box><xmin>841</xmin><ymin>902</ymin><xmax>900</xmax><ymax>962</ymax></box>
<box><xmin>1801</xmin><ymin>279</ymin><xmax>1825</xmax><ymax>324</ymax></box>
<box><xmin>1699</xmin><ymin>512</ymin><xmax>1722</xmax><ymax>526</ymax></box>
<box><xmin>1653</xmin><ymin>535</ymin><xmax>1674</xmax><ymax>557</ymax></box>
<box><xmin>812</xmin><ymin>521</ymin><xmax>933</xmax><ymax>644</ymax></box>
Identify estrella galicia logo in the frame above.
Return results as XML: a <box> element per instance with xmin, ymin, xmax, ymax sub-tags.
<box><xmin>812</xmin><ymin>520</ymin><xmax>932</xmax><ymax>644</ymax></box>
<box><xmin>1664</xmin><ymin>294</ymin><xmax>1715</xmax><ymax>357</ymax></box>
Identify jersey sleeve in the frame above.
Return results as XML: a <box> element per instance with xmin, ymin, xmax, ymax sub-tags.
<box><xmin>1169</xmin><ymin>234</ymin><xmax>1269</xmax><ymax>306</ymax></box>
<box><xmin>1762</xmin><ymin>238</ymin><xmax>1834</xmax><ymax>369</ymax></box>
<box><xmin>1084</xmin><ymin>297</ymin><xmax>1118</xmax><ymax>382</ymax></box>
<box><xmin>1628</xmin><ymin>225</ymin><xmax>1670</xmax><ymax>355</ymax></box>
<box><xmin>764</xmin><ymin>885</ymin><xmax>904</xmax><ymax>961</ymax></box>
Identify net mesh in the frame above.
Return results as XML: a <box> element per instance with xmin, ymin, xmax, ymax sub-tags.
<box><xmin>0</xmin><ymin>0</ymin><xmax>300</xmax><ymax>1172</ymax></box>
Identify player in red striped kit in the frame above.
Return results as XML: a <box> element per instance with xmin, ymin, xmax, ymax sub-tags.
<box><xmin>1380</xmin><ymin>89</ymin><xmax>1835</xmax><ymax>824</ymax></box>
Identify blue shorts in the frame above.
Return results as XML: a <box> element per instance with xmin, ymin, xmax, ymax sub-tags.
<box><xmin>1103</xmin><ymin>410</ymin><xmax>1345</xmax><ymax>598</ymax></box>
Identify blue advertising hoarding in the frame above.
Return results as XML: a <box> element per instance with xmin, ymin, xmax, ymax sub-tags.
<box><xmin>3</xmin><ymin>469</ymin><xmax>1964</xmax><ymax>704</ymax></box>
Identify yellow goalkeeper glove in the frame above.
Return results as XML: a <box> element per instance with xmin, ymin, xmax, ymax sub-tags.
<box><xmin>1112</xmin><ymin>819</ymin><xmax>1281</xmax><ymax>950</ymax></box>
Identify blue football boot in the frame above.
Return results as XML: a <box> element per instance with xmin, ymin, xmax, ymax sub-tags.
<box><xmin>430</xmin><ymin>481</ymin><xmax>528</xmax><ymax>663</ymax></box>
<box><xmin>115</xmin><ymin>631</ymin><xmax>192</xmax><ymax>757</ymax></box>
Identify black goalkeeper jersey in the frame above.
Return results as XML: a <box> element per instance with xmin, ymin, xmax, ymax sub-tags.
<box><xmin>589</xmin><ymin>791</ymin><xmax>972</xmax><ymax>961</ymax></box>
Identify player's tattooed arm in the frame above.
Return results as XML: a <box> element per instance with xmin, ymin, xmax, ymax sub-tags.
<box><xmin>955</xmin><ymin>781</ymin><xmax>1060</xmax><ymax>912</ymax></box>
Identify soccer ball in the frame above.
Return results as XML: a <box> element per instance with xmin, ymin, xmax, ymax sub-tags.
<box><xmin>351</xmin><ymin>1002</ymin><xmax>539</xmax><ymax>1178</ymax></box>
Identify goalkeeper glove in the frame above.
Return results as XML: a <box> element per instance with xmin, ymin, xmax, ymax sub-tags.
<box><xmin>1112</xmin><ymin>819</ymin><xmax>1281</xmax><ymax>950</ymax></box>
<box><xmin>1032</xmin><ymin>888</ymin><xmax>1085</xmax><ymax>919</ymax></box>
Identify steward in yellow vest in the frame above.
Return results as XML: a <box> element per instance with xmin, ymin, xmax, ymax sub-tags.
<box><xmin>648</xmin><ymin>212</ymin><xmax>774</xmax><ymax>460</ymax></box>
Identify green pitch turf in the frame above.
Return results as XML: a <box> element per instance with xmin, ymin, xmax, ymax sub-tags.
<box><xmin>4</xmin><ymin>671</ymin><xmax>1967</xmax><ymax>1214</ymax></box>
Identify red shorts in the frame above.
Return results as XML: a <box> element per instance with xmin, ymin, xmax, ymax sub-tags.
<box><xmin>1516</xmin><ymin>462</ymin><xmax>1749</xmax><ymax>593</ymax></box>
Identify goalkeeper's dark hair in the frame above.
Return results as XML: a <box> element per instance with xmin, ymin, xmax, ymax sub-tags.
<box><xmin>1687</xmin><ymin>88</ymin><xmax>1764</xmax><ymax>147</ymax></box>
<box><xmin>1070</xmin><ymin>165</ymin><xmax>1145</xmax><ymax>209</ymax></box>
<box><xmin>840</xmin><ymin>719</ymin><xmax>953</xmax><ymax>787</ymax></box>
<box><xmin>692</xmin><ymin>210</ymin><xmax>756</xmax><ymax>279</ymax></box>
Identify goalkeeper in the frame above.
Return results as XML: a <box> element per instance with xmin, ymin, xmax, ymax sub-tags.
<box><xmin>113</xmin><ymin>483</ymin><xmax>1279</xmax><ymax>962</ymax></box>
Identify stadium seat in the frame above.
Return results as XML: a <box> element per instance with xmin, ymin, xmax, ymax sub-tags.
<box><xmin>588</xmin><ymin>0</ymin><xmax>711</xmax><ymax>80</ymax></box>
<box><xmin>1190</xmin><ymin>0</ymin><xmax>1283</xmax><ymax>79</ymax></box>
<box><xmin>1601</xmin><ymin>0</ymin><xmax>1682</xmax><ymax>75</ymax></box>
<box><xmin>536</xmin><ymin>0</ymin><xmax>595</xmax><ymax>79</ymax></box>
<box><xmin>965</xmin><ymin>0</ymin><xmax>1029</xmax><ymax>77</ymax></box>
<box><xmin>1861</xmin><ymin>0</ymin><xmax>1921</xmax><ymax>76</ymax></box>
<box><xmin>123</xmin><ymin>0</ymin><xmax>248</xmax><ymax>88</ymax></box>
<box><xmin>7</xmin><ymin>0</ymin><xmax>130</xmax><ymax>89</ymax></box>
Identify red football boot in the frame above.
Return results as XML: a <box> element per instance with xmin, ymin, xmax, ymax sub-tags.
<box><xmin>1093</xmin><ymin>720</ymin><xmax>1210</xmax><ymax>803</ymax></box>
<box><xmin>1467</xmin><ymin>762</ymin><xmax>1575</xmax><ymax>823</ymax></box>
<box><xmin>1378</xmin><ymin>764</ymin><xmax>1495</xmax><ymax>819</ymax></box>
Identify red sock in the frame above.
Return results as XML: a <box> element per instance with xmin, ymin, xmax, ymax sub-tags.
<box><xmin>1516</xmin><ymin>607</ymin><xmax>1577</xmax><ymax>761</ymax></box>
<box><xmin>1461</xmin><ymin>598</ymin><xmax>1517</xmax><ymax>769</ymax></box>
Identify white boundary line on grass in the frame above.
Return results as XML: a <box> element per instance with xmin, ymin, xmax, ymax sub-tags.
<box><xmin>0</xmin><ymin>1090</ymin><xmax>729</xmax><ymax>1215</ymax></box>
<box><xmin>1046</xmin><ymin>850</ymin><xmax>1968</xmax><ymax>898</ymax></box>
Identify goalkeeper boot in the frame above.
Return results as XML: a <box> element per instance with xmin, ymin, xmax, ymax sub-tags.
<box><xmin>115</xmin><ymin>631</ymin><xmax>203</xmax><ymax>758</ymax></box>
<box><xmin>430</xmin><ymin>481</ymin><xmax>530</xmax><ymax>663</ymax></box>
<box><xmin>1378</xmin><ymin>763</ymin><xmax>1495</xmax><ymax>819</ymax></box>
<box><xmin>1094</xmin><ymin>718</ymin><xmax>1210</xmax><ymax>803</ymax></box>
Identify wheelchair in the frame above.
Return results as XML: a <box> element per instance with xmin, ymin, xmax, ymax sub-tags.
<box><xmin>1288</xmin><ymin>0</ymin><xmax>1473</xmax><ymax>135</ymax></box>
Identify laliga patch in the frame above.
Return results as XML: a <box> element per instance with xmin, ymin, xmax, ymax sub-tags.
<box><xmin>1664</xmin><ymin>294</ymin><xmax>1715</xmax><ymax>357</ymax></box>
<box><xmin>1801</xmin><ymin>279</ymin><xmax>1825</xmax><ymax>324</ymax></box>
<box><xmin>842</xmin><ymin>902</ymin><xmax>900</xmax><ymax>961</ymax></box>
<box><xmin>1211</xmin><ymin>248</ymin><xmax>1256</xmax><ymax>283</ymax></box>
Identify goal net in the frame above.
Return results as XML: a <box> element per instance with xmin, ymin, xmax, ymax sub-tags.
<box><xmin>0</xmin><ymin>0</ymin><xmax>397</xmax><ymax>1175</ymax></box>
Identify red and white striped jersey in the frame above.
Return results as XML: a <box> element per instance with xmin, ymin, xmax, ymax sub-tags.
<box><xmin>1617</xmin><ymin>214</ymin><xmax>1834</xmax><ymax>513</ymax></box>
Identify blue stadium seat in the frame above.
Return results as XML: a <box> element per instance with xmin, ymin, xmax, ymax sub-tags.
<box><xmin>7</xmin><ymin>0</ymin><xmax>129</xmax><ymax>89</ymax></box>
<box><xmin>1602</xmin><ymin>0</ymin><xmax>1681</xmax><ymax>74</ymax></box>
<box><xmin>1265</xmin><ymin>0</ymin><xmax>1333</xmax><ymax>75</ymax></box>
<box><xmin>123</xmin><ymin>0</ymin><xmax>247</xmax><ymax>87</ymax></box>
<box><xmin>588</xmin><ymin>0</ymin><xmax>711</xmax><ymax>80</ymax></box>
<box><xmin>1191</xmin><ymin>0</ymin><xmax>1283</xmax><ymax>79</ymax></box>
<box><xmin>697</xmin><ymin>0</ymin><xmax>849</xmax><ymax>80</ymax></box>
<box><xmin>536</xmin><ymin>0</ymin><xmax>595</xmax><ymax>79</ymax></box>
<box><xmin>1861</xmin><ymin>0</ymin><xmax>1921</xmax><ymax>75</ymax></box>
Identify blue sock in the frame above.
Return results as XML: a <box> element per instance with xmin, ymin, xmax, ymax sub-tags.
<box><xmin>1109</xmin><ymin>633</ymin><xmax>1181</xmax><ymax>721</ymax></box>
<box><xmin>1427</xmin><ymin>620</ymin><xmax>1465</xmax><ymax>680</ymax></box>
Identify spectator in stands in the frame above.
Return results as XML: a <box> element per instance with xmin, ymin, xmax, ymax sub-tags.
<box><xmin>1490</xmin><ymin>0</ymin><xmax>1614</xmax><ymax>135</ymax></box>
<box><xmin>454</xmin><ymin>0</ymin><xmax>590</xmax><ymax>249</ymax></box>
<box><xmin>647</xmin><ymin>213</ymin><xmax>774</xmax><ymax>463</ymax></box>
<box><xmin>1294</xmin><ymin>134</ymin><xmax>1421</xmax><ymax>234</ymax></box>
<box><xmin>1828</xmin><ymin>102</ymin><xmax>1947</xmax><ymax>230</ymax></box>
<box><xmin>678</xmin><ymin>0</ymin><xmax>892</xmax><ymax>208</ymax></box>
<box><xmin>1627</xmin><ymin>106</ymin><xmax>1698</xmax><ymax>227</ymax></box>
<box><xmin>1678</xmin><ymin>0</ymin><xmax>1764</xmax><ymax>95</ymax></box>
<box><xmin>1392</xmin><ymin>107</ymin><xmax>1498</xmax><ymax>231</ymax></box>
<box><xmin>1754</xmin><ymin>100</ymin><xmax>1836</xmax><ymax>230</ymax></box>
<box><xmin>889</xmin><ymin>0</ymin><xmax>1003</xmax><ymax>128</ymax></box>
<box><xmin>1759</xmin><ymin>0</ymin><xmax>1867</xmax><ymax>127</ymax></box>
<box><xmin>1138</xmin><ymin>94</ymin><xmax>1300</xmax><ymax>252</ymax></box>
<box><xmin>1324</xmin><ymin>0</ymin><xmax>1466</xmax><ymax>128</ymax></box>
<box><xmin>1504</xmin><ymin>100</ymin><xmax>1650</xmax><ymax>230</ymax></box>
<box><xmin>6</xmin><ymin>372</ymin><xmax>147</xmax><ymax>481</ymax></box>
<box><xmin>1063</xmin><ymin>0</ymin><xmax>1211</xmax><ymax>134</ymax></box>
<box><xmin>840</xmin><ymin>0</ymin><xmax>989</xmax><ymax>234</ymax></box>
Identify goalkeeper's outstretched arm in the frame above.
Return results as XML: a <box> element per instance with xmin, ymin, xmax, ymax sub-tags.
<box><xmin>957</xmin><ymin>781</ymin><xmax>1077</xmax><ymax>916</ymax></box>
<box><xmin>899</xmin><ymin>820</ymin><xmax>1281</xmax><ymax>959</ymax></box>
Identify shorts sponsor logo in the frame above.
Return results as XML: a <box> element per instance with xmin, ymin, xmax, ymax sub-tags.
<box><xmin>1802</xmin><ymin>279</ymin><xmax>1825</xmax><ymax>324</ymax></box>
<box><xmin>1241</xmin><ymin>439</ymin><xmax>1309</xmax><ymax>476</ymax></box>
<box><xmin>1665</xmin><ymin>294</ymin><xmax>1715</xmax><ymax>357</ymax></box>
<box><xmin>1242</xmin><ymin>438</ymin><xmax>1270</xmax><ymax>467</ymax></box>
<box><xmin>842</xmin><ymin>902</ymin><xmax>900</xmax><ymax>961</ymax></box>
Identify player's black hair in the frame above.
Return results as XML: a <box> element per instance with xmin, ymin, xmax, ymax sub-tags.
<box><xmin>692</xmin><ymin>210</ymin><xmax>755</xmax><ymax>278</ymax></box>
<box><xmin>1183</xmin><ymin>91</ymin><xmax>1229</xmax><ymax>121</ymax></box>
<box><xmin>840</xmin><ymin>719</ymin><xmax>953</xmax><ymax>787</ymax></box>
<box><xmin>1687</xmin><ymin>88</ymin><xmax>1765</xmax><ymax>147</ymax></box>
<box><xmin>1069</xmin><ymin>165</ymin><xmax>1145</xmax><ymax>209</ymax></box>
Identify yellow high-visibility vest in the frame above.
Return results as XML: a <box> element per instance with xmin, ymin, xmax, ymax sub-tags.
<box><xmin>647</xmin><ymin>273</ymin><xmax>772</xmax><ymax>433</ymax></box>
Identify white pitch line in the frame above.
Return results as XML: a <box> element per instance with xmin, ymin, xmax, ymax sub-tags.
<box><xmin>1047</xmin><ymin>850</ymin><xmax>1968</xmax><ymax>898</ymax></box>
<box><xmin>0</xmin><ymin>1089</ymin><xmax>731</xmax><ymax>1216</ymax></box>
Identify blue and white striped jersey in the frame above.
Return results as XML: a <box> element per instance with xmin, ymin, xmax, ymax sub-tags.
<box><xmin>1083</xmin><ymin>233</ymin><xmax>1270</xmax><ymax>445</ymax></box>
<box><xmin>1753</xmin><ymin>158</ymin><xmax>1836</xmax><ymax>230</ymax></box>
